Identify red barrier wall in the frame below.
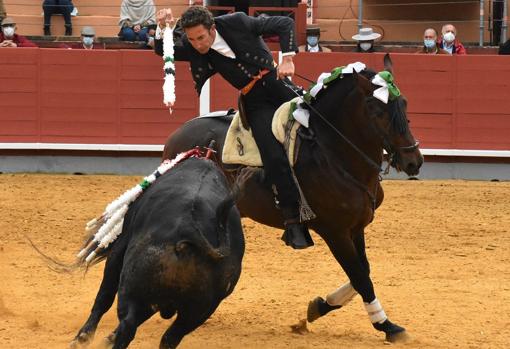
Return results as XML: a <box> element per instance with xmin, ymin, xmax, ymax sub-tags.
<box><xmin>1</xmin><ymin>49</ymin><xmax>510</xmax><ymax>152</ymax></box>
<box><xmin>212</xmin><ymin>52</ymin><xmax>510</xmax><ymax>151</ymax></box>
<box><xmin>0</xmin><ymin>48</ymin><xmax>198</xmax><ymax>145</ymax></box>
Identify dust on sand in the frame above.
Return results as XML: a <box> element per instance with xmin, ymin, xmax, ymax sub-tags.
<box><xmin>0</xmin><ymin>174</ymin><xmax>509</xmax><ymax>348</ymax></box>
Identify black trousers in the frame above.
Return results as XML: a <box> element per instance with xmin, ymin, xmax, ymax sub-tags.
<box><xmin>243</xmin><ymin>70</ymin><xmax>300</xmax><ymax>212</ymax></box>
<box><xmin>43</xmin><ymin>0</ymin><xmax>73</xmax><ymax>27</ymax></box>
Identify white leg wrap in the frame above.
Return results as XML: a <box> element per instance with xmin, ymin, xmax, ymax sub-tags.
<box><xmin>364</xmin><ymin>298</ymin><xmax>387</xmax><ymax>324</ymax></box>
<box><xmin>326</xmin><ymin>282</ymin><xmax>357</xmax><ymax>306</ymax></box>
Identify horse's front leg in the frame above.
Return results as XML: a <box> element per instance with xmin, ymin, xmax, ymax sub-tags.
<box><xmin>309</xmin><ymin>231</ymin><xmax>408</xmax><ymax>343</ymax></box>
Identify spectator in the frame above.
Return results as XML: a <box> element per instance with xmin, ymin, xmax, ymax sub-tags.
<box><xmin>439</xmin><ymin>24</ymin><xmax>466</xmax><ymax>54</ymax></box>
<box><xmin>352</xmin><ymin>27</ymin><xmax>381</xmax><ymax>53</ymax></box>
<box><xmin>299</xmin><ymin>26</ymin><xmax>331</xmax><ymax>52</ymax></box>
<box><xmin>79</xmin><ymin>26</ymin><xmax>97</xmax><ymax>49</ymax></box>
<box><xmin>499</xmin><ymin>39</ymin><xmax>510</xmax><ymax>55</ymax></box>
<box><xmin>42</xmin><ymin>0</ymin><xmax>74</xmax><ymax>36</ymax></box>
<box><xmin>119</xmin><ymin>0</ymin><xmax>156</xmax><ymax>42</ymax></box>
<box><xmin>0</xmin><ymin>0</ymin><xmax>6</xmax><ymax>25</ymax></box>
<box><xmin>0</xmin><ymin>17</ymin><xmax>37</xmax><ymax>47</ymax></box>
<box><xmin>60</xmin><ymin>26</ymin><xmax>101</xmax><ymax>49</ymax></box>
<box><xmin>416</xmin><ymin>28</ymin><xmax>449</xmax><ymax>54</ymax></box>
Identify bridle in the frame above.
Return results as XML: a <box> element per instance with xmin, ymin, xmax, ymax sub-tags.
<box><xmin>282</xmin><ymin>72</ymin><xmax>419</xmax><ymax>217</ymax></box>
<box><xmin>366</xmin><ymin>96</ymin><xmax>420</xmax><ymax>172</ymax></box>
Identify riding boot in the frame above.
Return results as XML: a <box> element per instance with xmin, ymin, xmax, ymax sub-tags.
<box><xmin>43</xmin><ymin>25</ymin><xmax>51</xmax><ymax>36</ymax></box>
<box><xmin>280</xmin><ymin>206</ymin><xmax>314</xmax><ymax>249</ymax></box>
<box><xmin>65</xmin><ymin>25</ymin><xmax>73</xmax><ymax>36</ymax></box>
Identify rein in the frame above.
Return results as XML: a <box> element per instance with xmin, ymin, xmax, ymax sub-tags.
<box><xmin>281</xmin><ymin>77</ymin><xmax>381</xmax><ymax>215</ymax></box>
<box><xmin>282</xmin><ymin>79</ymin><xmax>382</xmax><ymax>173</ymax></box>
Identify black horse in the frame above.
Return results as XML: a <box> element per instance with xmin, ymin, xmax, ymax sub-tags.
<box><xmin>163</xmin><ymin>54</ymin><xmax>423</xmax><ymax>342</ymax></box>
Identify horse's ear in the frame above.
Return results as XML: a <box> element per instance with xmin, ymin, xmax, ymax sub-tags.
<box><xmin>383</xmin><ymin>53</ymin><xmax>394</xmax><ymax>74</ymax></box>
<box><xmin>352</xmin><ymin>68</ymin><xmax>359</xmax><ymax>83</ymax></box>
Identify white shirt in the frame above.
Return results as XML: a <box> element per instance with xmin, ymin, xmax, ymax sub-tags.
<box><xmin>443</xmin><ymin>43</ymin><xmax>454</xmax><ymax>54</ymax></box>
<box><xmin>211</xmin><ymin>31</ymin><xmax>236</xmax><ymax>59</ymax></box>
<box><xmin>307</xmin><ymin>45</ymin><xmax>319</xmax><ymax>53</ymax></box>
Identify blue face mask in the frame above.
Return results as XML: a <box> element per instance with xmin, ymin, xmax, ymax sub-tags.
<box><xmin>82</xmin><ymin>36</ymin><xmax>94</xmax><ymax>46</ymax></box>
<box><xmin>307</xmin><ymin>36</ymin><xmax>319</xmax><ymax>47</ymax></box>
<box><xmin>424</xmin><ymin>39</ymin><xmax>436</xmax><ymax>49</ymax></box>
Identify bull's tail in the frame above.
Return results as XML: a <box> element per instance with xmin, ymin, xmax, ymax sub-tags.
<box><xmin>24</xmin><ymin>233</ymin><xmax>79</xmax><ymax>273</ymax></box>
<box><xmin>185</xmin><ymin>166</ymin><xmax>252</xmax><ymax>260</ymax></box>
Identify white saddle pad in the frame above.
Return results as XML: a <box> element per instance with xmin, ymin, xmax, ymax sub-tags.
<box><xmin>222</xmin><ymin>97</ymin><xmax>302</xmax><ymax>167</ymax></box>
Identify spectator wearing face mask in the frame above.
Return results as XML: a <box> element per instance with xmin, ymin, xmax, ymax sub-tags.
<box><xmin>79</xmin><ymin>26</ymin><xmax>98</xmax><ymax>49</ymax></box>
<box><xmin>352</xmin><ymin>27</ymin><xmax>381</xmax><ymax>53</ymax></box>
<box><xmin>0</xmin><ymin>17</ymin><xmax>37</xmax><ymax>48</ymax></box>
<box><xmin>439</xmin><ymin>24</ymin><xmax>466</xmax><ymax>54</ymax></box>
<box><xmin>60</xmin><ymin>26</ymin><xmax>101</xmax><ymax>49</ymax></box>
<box><xmin>298</xmin><ymin>26</ymin><xmax>331</xmax><ymax>52</ymax></box>
<box><xmin>416</xmin><ymin>28</ymin><xmax>449</xmax><ymax>54</ymax></box>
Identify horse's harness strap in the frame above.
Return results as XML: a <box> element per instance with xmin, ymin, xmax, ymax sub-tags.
<box><xmin>281</xmin><ymin>79</ymin><xmax>382</xmax><ymax>173</ymax></box>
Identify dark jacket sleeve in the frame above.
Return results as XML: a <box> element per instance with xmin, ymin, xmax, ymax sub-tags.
<box><xmin>242</xmin><ymin>13</ymin><xmax>298</xmax><ymax>54</ymax></box>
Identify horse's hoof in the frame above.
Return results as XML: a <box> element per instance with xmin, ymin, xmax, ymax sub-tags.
<box><xmin>307</xmin><ymin>297</ymin><xmax>323</xmax><ymax>322</ymax></box>
<box><xmin>374</xmin><ymin>319</ymin><xmax>408</xmax><ymax>343</ymax></box>
<box><xmin>386</xmin><ymin>329</ymin><xmax>410</xmax><ymax>343</ymax></box>
<box><xmin>307</xmin><ymin>296</ymin><xmax>341</xmax><ymax>323</ymax></box>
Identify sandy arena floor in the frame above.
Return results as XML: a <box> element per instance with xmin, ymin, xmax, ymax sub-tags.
<box><xmin>0</xmin><ymin>174</ymin><xmax>509</xmax><ymax>349</ymax></box>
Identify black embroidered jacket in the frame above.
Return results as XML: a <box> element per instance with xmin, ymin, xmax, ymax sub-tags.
<box><xmin>154</xmin><ymin>12</ymin><xmax>298</xmax><ymax>95</ymax></box>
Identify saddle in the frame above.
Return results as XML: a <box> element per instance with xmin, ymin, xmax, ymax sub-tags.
<box><xmin>222</xmin><ymin>96</ymin><xmax>304</xmax><ymax>167</ymax></box>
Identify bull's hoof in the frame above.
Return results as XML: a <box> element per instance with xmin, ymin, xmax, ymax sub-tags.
<box><xmin>98</xmin><ymin>333</ymin><xmax>115</xmax><ymax>349</ymax></box>
<box><xmin>69</xmin><ymin>332</ymin><xmax>93</xmax><ymax>348</ymax></box>
<box><xmin>373</xmin><ymin>319</ymin><xmax>409</xmax><ymax>343</ymax></box>
<box><xmin>307</xmin><ymin>297</ymin><xmax>341</xmax><ymax>323</ymax></box>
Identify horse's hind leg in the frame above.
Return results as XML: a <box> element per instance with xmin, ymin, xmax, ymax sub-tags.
<box><xmin>324</xmin><ymin>234</ymin><xmax>407</xmax><ymax>342</ymax></box>
<box><xmin>70</xmin><ymin>242</ymin><xmax>127</xmax><ymax>348</ymax></box>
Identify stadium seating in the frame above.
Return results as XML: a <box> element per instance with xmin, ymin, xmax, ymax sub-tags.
<box><xmin>3</xmin><ymin>0</ymin><xmax>189</xmax><ymax>37</ymax></box>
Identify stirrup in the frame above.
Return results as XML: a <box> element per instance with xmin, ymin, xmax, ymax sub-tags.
<box><xmin>281</xmin><ymin>219</ymin><xmax>314</xmax><ymax>250</ymax></box>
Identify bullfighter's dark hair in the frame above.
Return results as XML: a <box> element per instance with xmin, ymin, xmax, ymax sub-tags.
<box><xmin>181</xmin><ymin>6</ymin><xmax>215</xmax><ymax>30</ymax></box>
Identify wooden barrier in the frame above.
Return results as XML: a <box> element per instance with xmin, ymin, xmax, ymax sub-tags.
<box><xmin>0</xmin><ymin>48</ymin><xmax>197</xmax><ymax>145</ymax></box>
<box><xmin>1</xmin><ymin>49</ymin><xmax>510</xmax><ymax>153</ymax></box>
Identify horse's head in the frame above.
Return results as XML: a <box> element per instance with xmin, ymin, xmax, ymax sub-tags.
<box><xmin>357</xmin><ymin>54</ymin><xmax>424</xmax><ymax>176</ymax></box>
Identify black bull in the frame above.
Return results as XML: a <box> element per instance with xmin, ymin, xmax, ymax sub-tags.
<box><xmin>71</xmin><ymin>157</ymin><xmax>244</xmax><ymax>349</ymax></box>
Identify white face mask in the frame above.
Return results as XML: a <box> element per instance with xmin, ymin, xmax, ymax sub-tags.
<box><xmin>82</xmin><ymin>36</ymin><xmax>94</xmax><ymax>47</ymax></box>
<box><xmin>2</xmin><ymin>26</ymin><xmax>15</xmax><ymax>38</ymax></box>
<box><xmin>360</xmin><ymin>42</ymin><xmax>372</xmax><ymax>51</ymax></box>
<box><xmin>443</xmin><ymin>31</ymin><xmax>455</xmax><ymax>43</ymax></box>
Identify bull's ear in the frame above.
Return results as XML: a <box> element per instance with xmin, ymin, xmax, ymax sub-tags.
<box><xmin>384</xmin><ymin>53</ymin><xmax>394</xmax><ymax>74</ymax></box>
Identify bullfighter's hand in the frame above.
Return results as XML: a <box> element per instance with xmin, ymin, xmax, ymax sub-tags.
<box><xmin>157</xmin><ymin>8</ymin><xmax>175</xmax><ymax>29</ymax></box>
<box><xmin>277</xmin><ymin>56</ymin><xmax>295</xmax><ymax>79</ymax></box>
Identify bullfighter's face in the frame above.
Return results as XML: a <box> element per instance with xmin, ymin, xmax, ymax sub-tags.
<box><xmin>185</xmin><ymin>24</ymin><xmax>216</xmax><ymax>55</ymax></box>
